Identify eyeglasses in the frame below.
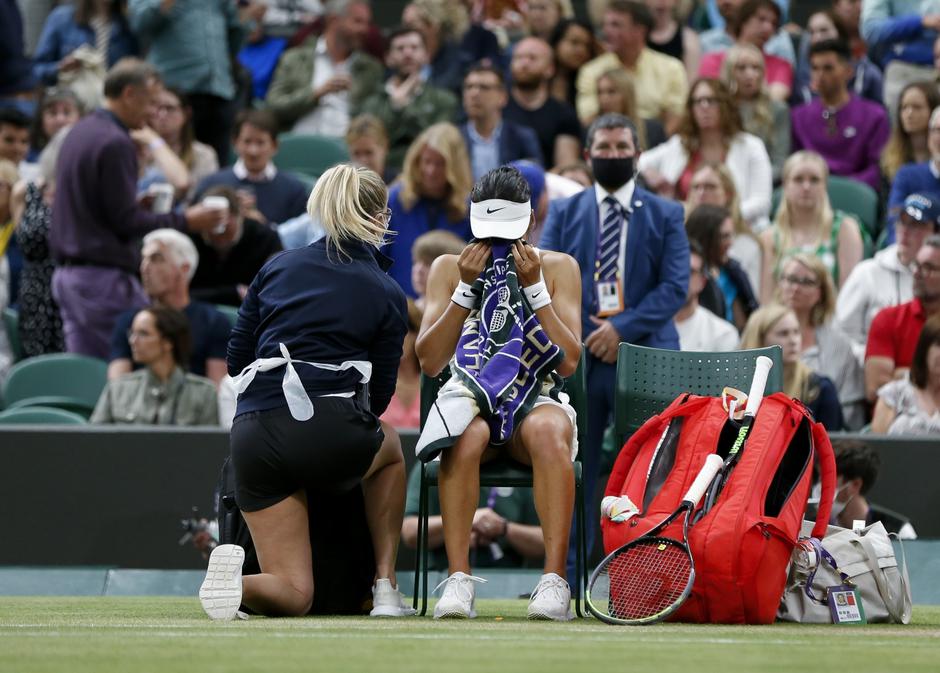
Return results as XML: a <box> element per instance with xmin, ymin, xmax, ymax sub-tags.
<box><xmin>155</xmin><ymin>104</ymin><xmax>182</xmax><ymax>115</ymax></box>
<box><xmin>912</xmin><ymin>261</ymin><xmax>940</xmax><ymax>277</ymax></box>
<box><xmin>127</xmin><ymin>330</ymin><xmax>159</xmax><ymax>341</ymax></box>
<box><xmin>780</xmin><ymin>274</ymin><xmax>819</xmax><ymax>288</ymax></box>
<box><xmin>691</xmin><ymin>96</ymin><xmax>719</xmax><ymax>108</ymax></box>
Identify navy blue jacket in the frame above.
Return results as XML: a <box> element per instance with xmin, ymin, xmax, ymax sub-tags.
<box><xmin>227</xmin><ymin>239</ymin><xmax>408</xmax><ymax>417</ymax></box>
<box><xmin>0</xmin><ymin>0</ymin><xmax>36</xmax><ymax>96</ymax></box>
<box><xmin>885</xmin><ymin>161</ymin><xmax>940</xmax><ymax>245</ymax></box>
<box><xmin>460</xmin><ymin>120</ymin><xmax>544</xmax><ymax>172</ymax></box>
<box><xmin>540</xmin><ymin>184</ymin><xmax>689</xmax><ymax>349</ymax></box>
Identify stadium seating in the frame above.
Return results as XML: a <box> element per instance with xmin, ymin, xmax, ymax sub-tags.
<box><xmin>613</xmin><ymin>345</ymin><xmax>784</xmax><ymax>445</ymax></box>
<box><xmin>0</xmin><ymin>405</ymin><xmax>88</xmax><ymax>425</ymax></box>
<box><xmin>273</xmin><ymin>133</ymin><xmax>349</xmax><ymax>178</ymax></box>
<box><xmin>214</xmin><ymin>303</ymin><xmax>240</xmax><ymax>328</ymax></box>
<box><xmin>413</xmin><ymin>353</ymin><xmax>589</xmax><ymax>617</ymax></box>
<box><xmin>2</xmin><ymin>307</ymin><xmax>21</xmax><ymax>363</ymax></box>
<box><xmin>1</xmin><ymin>353</ymin><xmax>108</xmax><ymax>418</ymax></box>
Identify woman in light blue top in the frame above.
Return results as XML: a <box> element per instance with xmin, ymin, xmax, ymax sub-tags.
<box><xmin>33</xmin><ymin>1</ymin><xmax>139</xmax><ymax>86</ymax></box>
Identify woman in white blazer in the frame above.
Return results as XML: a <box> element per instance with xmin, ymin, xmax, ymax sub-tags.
<box><xmin>638</xmin><ymin>78</ymin><xmax>773</xmax><ymax>231</ymax></box>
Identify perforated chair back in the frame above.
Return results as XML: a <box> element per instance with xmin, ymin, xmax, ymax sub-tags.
<box><xmin>614</xmin><ymin>344</ymin><xmax>784</xmax><ymax>443</ymax></box>
<box><xmin>0</xmin><ymin>405</ymin><xmax>88</xmax><ymax>425</ymax></box>
<box><xmin>273</xmin><ymin>133</ymin><xmax>349</xmax><ymax>177</ymax></box>
<box><xmin>2</xmin><ymin>353</ymin><xmax>108</xmax><ymax>418</ymax></box>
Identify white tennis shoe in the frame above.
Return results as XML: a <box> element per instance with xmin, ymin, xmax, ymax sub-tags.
<box><xmin>370</xmin><ymin>579</ymin><xmax>417</xmax><ymax>617</ymax></box>
<box><xmin>527</xmin><ymin>573</ymin><xmax>573</xmax><ymax>621</ymax></box>
<box><xmin>199</xmin><ymin>544</ymin><xmax>245</xmax><ymax>621</ymax></box>
<box><xmin>433</xmin><ymin>572</ymin><xmax>487</xmax><ymax>619</ymax></box>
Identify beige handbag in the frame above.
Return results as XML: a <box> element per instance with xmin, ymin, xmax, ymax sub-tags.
<box><xmin>777</xmin><ymin>521</ymin><xmax>912</xmax><ymax>624</ymax></box>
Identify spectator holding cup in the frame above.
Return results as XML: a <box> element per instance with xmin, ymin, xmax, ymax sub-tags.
<box><xmin>188</xmin><ymin>186</ymin><xmax>283</xmax><ymax>307</ymax></box>
<box><xmin>50</xmin><ymin>58</ymin><xmax>232</xmax><ymax>359</ymax></box>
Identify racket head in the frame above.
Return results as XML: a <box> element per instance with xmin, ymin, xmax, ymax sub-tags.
<box><xmin>586</xmin><ymin>535</ymin><xmax>695</xmax><ymax>625</ymax></box>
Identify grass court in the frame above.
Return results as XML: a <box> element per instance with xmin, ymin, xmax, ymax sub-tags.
<box><xmin>2</xmin><ymin>598</ymin><xmax>939</xmax><ymax>673</ymax></box>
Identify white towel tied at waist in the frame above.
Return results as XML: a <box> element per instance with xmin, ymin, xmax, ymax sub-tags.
<box><xmin>230</xmin><ymin>342</ymin><xmax>372</xmax><ymax>421</ymax></box>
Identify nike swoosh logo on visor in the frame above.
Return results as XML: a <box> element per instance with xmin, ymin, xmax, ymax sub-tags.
<box><xmin>486</xmin><ymin>207</ymin><xmax>506</xmax><ymax>214</ymax></box>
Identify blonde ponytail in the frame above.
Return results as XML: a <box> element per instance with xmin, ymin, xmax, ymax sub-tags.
<box><xmin>307</xmin><ymin>164</ymin><xmax>390</xmax><ymax>258</ymax></box>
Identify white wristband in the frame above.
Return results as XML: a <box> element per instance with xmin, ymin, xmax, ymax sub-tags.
<box><xmin>148</xmin><ymin>137</ymin><xmax>166</xmax><ymax>152</ymax></box>
<box><xmin>451</xmin><ymin>281</ymin><xmax>479</xmax><ymax>310</ymax></box>
<box><xmin>523</xmin><ymin>280</ymin><xmax>551</xmax><ymax>311</ymax></box>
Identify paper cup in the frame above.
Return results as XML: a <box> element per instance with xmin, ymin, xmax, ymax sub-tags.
<box><xmin>202</xmin><ymin>196</ymin><xmax>230</xmax><ymax>234</ymax></box>
<box><xmin>149</xmin><ymin>183</ymin><xmax>174</xmax><ymax>214</ymax></box>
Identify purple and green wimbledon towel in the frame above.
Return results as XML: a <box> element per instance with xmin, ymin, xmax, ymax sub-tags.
<box><xmin>415</xmin><ymin>242</ymin><xmax>565</xmax><ymax>461</ymax></box>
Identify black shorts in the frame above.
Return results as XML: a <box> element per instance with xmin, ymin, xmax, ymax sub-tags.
<box><xmin>231</xmin><ymin>398</ymin><xmax>384</xmax><ymax>512</ymax></box>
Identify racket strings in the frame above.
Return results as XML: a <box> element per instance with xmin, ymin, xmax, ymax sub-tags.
<box><xmin>596</xmin><ymin>541</ymin><xmax>692</xmax><ymax>620</ymax></box>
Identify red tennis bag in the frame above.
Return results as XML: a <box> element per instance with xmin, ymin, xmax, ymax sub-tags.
<box><xmin>601</xmin><ymin>392</ymin><xmax>836</xmax><ymax>624</ymax></box>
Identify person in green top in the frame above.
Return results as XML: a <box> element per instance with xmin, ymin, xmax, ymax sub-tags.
<box><xmin>357</xmin><ymin>26</ymin><xmax>458</xmax><ymax>172</ymax></box>
<box><xmin>128</xmin><ymin>0</ymin><xmax>262</xmax><ymax>164</ymax></box>
<box><xmin>92</xmin><ymin>305</ymin><xmax>218</xmax><ymax>426</ymax></box>
<box><xmin>401</xmin><ymin>462</ymin><xmax>544</xmax><ymax>571</ymax></box>
<box><xmin>264</xmin><ymin>0</ymin><xmax>383</xmax><ymax>137</ymax></box>
<box><xmin>759</xmin><ymin>150</ymin><xmax>864</xmax><ymax>305</ymax></box>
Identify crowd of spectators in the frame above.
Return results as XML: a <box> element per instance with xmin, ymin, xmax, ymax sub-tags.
<box><xmin>1</xmin><ymin>0</ymin><xmax>940</xmax><ymax>442</ymax></box>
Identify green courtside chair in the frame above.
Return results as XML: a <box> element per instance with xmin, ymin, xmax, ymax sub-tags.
<box><xmin>215</xmin><ymin>304</ymin><xmax>240</xmax><ymax>328</ymax></box>
<box><xmin>613</xmin><ymin>344</ymin><xmax>784</xmax><ymax>447</ymax></box>
<box><xmin>413</xmin><ymin>352</ymin><xmax>589</xmax><ymax>617</ymax></box>
<box><xmin>2</xmin><ymin>307</ymin><xmax>22</xmax><ymax>362</ymax></box>
<box><xmin>273</xmin><ymin>133</ymin><xmax>349</xmax><ymax>178</ymax></box>
<box><xmin>1</xmin><ymin>353</ymin><xmax>108</xmax><ymax>418</ymax></box>
<box><xmin>0</xmin><ymin>405</ymin><xmax>88</xmax><ymax>425</ymax></box>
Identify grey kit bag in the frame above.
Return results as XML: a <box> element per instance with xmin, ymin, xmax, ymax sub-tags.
<box><xmin>777</xmin><ymin>521</ymin><xmax>912</xmax><ymax>624</ymax></box>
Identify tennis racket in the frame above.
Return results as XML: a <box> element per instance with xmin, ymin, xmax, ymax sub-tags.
<box><xmin>700</xmin><ymin>355</ymin><xmax>774</xmax><ymax>515</ymax></box>
<box><xmin>586</xmin><ymin>454</ymin><xmax>724</xmax><ymax>625</ymax></box>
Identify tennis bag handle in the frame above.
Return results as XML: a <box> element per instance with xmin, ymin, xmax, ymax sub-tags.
<box><xmin>605</xmin><ymin>394</ymin><xmax>710</xmax><ymax>500</ymax></box>
<box><xmin>809</xmin><ymin>420</ymin><xmax>837</xmax><ymax>540</ymax></box>
<box><xmin>856</xmin><ymin>532</ymin><xmax>913</xmax><ymax>623</ymax></box>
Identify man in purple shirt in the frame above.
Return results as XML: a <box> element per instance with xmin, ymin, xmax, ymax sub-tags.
<box><xmin>51</xmin><ymin>58</ymin><xmax>223</xmax><ymax>359</ymax></box>
<box><xmin>791</xmin><ymin>39</ymin><xmax>889</xmax><ymax>192</ymax></box>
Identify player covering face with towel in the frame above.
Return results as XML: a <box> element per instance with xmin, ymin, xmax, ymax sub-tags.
<box><xmin>415</xmin><ymin>166</ymin><xmax>582</xmax><ymax>620</ymax></box>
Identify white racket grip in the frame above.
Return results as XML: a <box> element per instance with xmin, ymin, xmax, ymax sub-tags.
<box><xmin>744</xmin><ymin>356</ymin><xmax>773</xmax><ymax>417</ymax></box>
<box><xmin>683</xmin><ymin>455</ymin><xmax>725</xmax><ymax>506</ymax></box>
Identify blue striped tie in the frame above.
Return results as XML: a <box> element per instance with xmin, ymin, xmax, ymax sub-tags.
<box><xmin>597</xmin><ymin>196</ymin><xmax>622</xmax><ymax>281</ymax></box>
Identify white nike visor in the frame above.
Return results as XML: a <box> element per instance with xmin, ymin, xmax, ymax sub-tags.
<box><xmin>469</xmin><ymin>198</ymin><xmax>532</xmax><ymax>240</ymax></box>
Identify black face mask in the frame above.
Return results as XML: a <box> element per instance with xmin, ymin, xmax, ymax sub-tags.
<box><xmin>591</xmin><ymin>156</ymin><xmax>635</xmax><ymax>191</ymax></box>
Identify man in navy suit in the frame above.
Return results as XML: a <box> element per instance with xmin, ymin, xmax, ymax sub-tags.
<box><xmin>540</xmin><ymin>113</ymin><xmax>689</xmax><ymax>568</ymax></box>
<box><xmin>460</xmin><ymin>64</ymin><xmax>543</xmax><ymax>180</ymax></box>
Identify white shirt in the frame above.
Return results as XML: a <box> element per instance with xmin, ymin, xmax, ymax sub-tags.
<box><xmin>834</xmin><ymin>244</ymin><xmax>913</xmax><ymax>361</ymax></box>
<box><xmin>293</xmin><ymin>38</ymin><xmax>351</xmax><ymax>137</ymax></box>
<box><xmin>232</xmin><ymin>159</ymin><xmax>277</xmax><ymax>182</ymax></box>
<box><xmin>594</xmin><ymin>179</ymin><xmax>636</xmax><ymax>279</ymax></box>
<box><xmin>675</xmin><ymin>305</ymin><xmax>739</xmax><ymax>353</ymax></box>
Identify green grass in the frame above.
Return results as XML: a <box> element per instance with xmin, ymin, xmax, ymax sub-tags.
<box><xmin>1</xmin><ymin>598</ymin><xmax>939</xmax><ymax>673</ymax></box>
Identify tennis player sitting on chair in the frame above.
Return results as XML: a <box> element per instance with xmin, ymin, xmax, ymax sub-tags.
<box><xmin>415</xmin><ymin>165</ymin><xmax>582</xmax><ymax>620</ymax></box>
